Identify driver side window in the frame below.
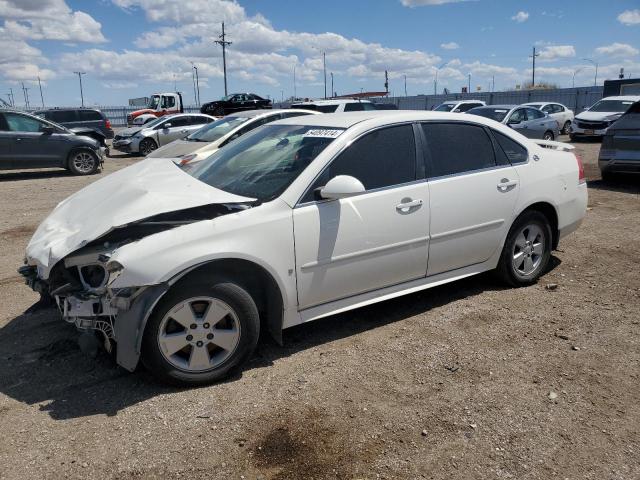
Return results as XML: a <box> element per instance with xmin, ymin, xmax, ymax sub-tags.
<box><xmin>4</xmin><ymin>112</ymin><xmax>47</xmax><ymax>132</ymax></box>
<box><xmin>302</xmin><ymin>124</ymin><xmax>416</xmax><ymax>203</ymax></box>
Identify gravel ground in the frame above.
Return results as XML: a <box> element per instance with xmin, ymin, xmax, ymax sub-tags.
<box><xmin>0</xmin><ymin>137</ymin><xmax>639</xmax><ymax>480</ymax></box>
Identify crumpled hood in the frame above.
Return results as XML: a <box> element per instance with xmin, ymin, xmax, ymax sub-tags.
<box><xmin>148</xmin><ymin>139</ymin><xmax>203</xmax><ymax>159</ymax></box>
<box><xmin>26</xmin><ymin>158</ymin><xmax>254</xmax><ymax>274</ymax></box>
<box><xmin>576</xmin><ymin>111</ymin><xmax>621</xmax><ymax>122</ymax></box>
<box><xmin>117</xmin><ymin>126</ymin><xmax>142</xmax><ymax>137</ymax></box>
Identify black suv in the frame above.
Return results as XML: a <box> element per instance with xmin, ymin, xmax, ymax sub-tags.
<box><xmin>34</xmin><ymin>108</ymin><xmax>114</xmax><ymax>144</ymax></box>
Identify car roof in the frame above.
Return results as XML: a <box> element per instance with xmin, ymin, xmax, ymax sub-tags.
<box><xmin>475</xmin><ymin>104</ymin><xmax>517</xmax><ymax>109</ymax></box>
<box><xmin>273</xmin><ymin>110</ymin><xmax>517</xmax><ymax>129</ymax></box>
<box><xmin>226</xmin><ymin>108</ymin><xmax>318</xmax><ymax>119</ymax></box>
<box><xmin>600</xmin><ymin>95</ymin><xmax>640</xmax><ymax>101</ymax></box>
<box><xmin>292</xmin><ymin>99</ymin><xmax>371</xmax><ymax>106</ymax></box>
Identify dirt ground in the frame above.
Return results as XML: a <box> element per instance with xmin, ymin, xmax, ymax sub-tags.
<box><xmin>0</xmin><ymin>136</ymin><xmax>638</xmax><ymax>480</ymax></box>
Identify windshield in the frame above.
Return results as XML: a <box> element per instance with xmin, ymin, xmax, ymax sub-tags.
<box><xmin>188</xmin><ymin>124</ymin><xmax>345</xmax><ymax>201</ymax></box>
<box><xmin>148</xmin><ymin>95</ymin><xmax>160</xmax><ymax>109</ymax></box>
<box><xmin>467</xmin><ymin>107</ymin><xmax>510</xmax><ymax>122</ymax></box>
<box><xmin>187</xmin><ymin>116</ymin><xmax>248</xmax><ymax>142</ymax></box>
<box><xmin>434</xmin><ymin>103</ymin><xmax>455</xmax><ymax>112</ymax></box>
<box><xmin>221</xmin><ymin>94</ymin><xmax>234</xmax><ymax>101</ymax></box>
<box><xmin>140</xmin><ymin>116</ymin><xmax>166</xmax><ymax>129</ymax></box>
<box><xmin>588</xmin><ymin>100</ymin><xmax>635</xmax><ymax>113</ymax></box>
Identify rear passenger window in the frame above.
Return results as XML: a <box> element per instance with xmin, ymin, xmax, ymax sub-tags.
<box><xmin>343</xmin><ymin>103</ymin><xmax>364</xmax><ymax>112</ymax></box>
<box><xmin>492</xmin><ymin>131</ymin><xmax>528</xmax><ymax>164</ymax></box>
<box><xmin>422</xmin><ymin>123</ymin><xmax>496</xmax><ymax>177</ymax></box>
<box><xmin>302</xmin><ymin>125</ymin><xmax>416</xmax><ymax>201</ymax></box>
<box><xmin>78</xmin><ymin>110</ymin><xmax>102</xmax><ymax>121</ymax></box>
<box><xmin>49</xmin><ymin>110</ymin><xmax>77</xmax><ymax>123</ymax></box>
<box><xmin>317</xmin><ymin>105</ymin><xmax>338</xmax><ymax>113</ymax></box>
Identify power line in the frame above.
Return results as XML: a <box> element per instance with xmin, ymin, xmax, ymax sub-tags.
<box><xmin>214</xmin><ymin>22</ymin><xmax>232</xmax><ymax>96</ymax></box>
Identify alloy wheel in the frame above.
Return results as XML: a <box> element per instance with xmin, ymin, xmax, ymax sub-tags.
<box><xmin>157</xmin><ymin>296</ymin><xmax>241</xmax><ymax>372</ymax></box>
<box><xmin>512</xmin><ymin>224</ymin><xmax>545</xmax><ymax>276</ymax></box>
<box><xmin>72</xmin><ymin>151</ymin><xmax>96</xmax><ymax>174</ymax></box>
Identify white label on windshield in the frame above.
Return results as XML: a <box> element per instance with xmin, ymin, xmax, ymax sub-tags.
<box><xmin>304</xmin><ymin>129</ymin><xmax>343</xmax><ymax>138</ymax></box>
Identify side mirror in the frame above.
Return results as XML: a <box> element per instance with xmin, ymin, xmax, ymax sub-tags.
<box><xmin>453</xmin><ymin>108</ymin><xmax>461</xmax><ymax>113</ymax></box>
<box><xmin>319</xmin><ymin>175</ymin><xmax>365</xmax><ymax>200</ymax></box>
<box><xmin>41</xmin><ymin>125</ymin><xmax>55</xmax><ymax>134</ymax></box>
<box><xmin>508</xmin><ymin>118</ymin><xmax>521</xmax><ymax>125</ymax></box>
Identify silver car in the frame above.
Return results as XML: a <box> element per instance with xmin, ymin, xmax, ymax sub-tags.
<box><xmin>467</xmin><ymin>105</ymin><xmax>560</xmax><ymax>140</ymax></box>
<box><xmin>112</xmin><ymin>113</ymin><xmax>216</xmax><ymax>156</ymax></box>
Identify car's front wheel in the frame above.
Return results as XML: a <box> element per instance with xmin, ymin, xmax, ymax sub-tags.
<box><xmin>496</xmin><ymin>211</ymin><xmax>552</xmax><ymax>287</ymax></box>
<box><xmin>139</xmin><ymin>138</ymin><xmax>158</xmax><ymax>156</ymax></box>
<box><xmin>141</xmin><ymin>277</ymin><xmax>260</xmax><ymax>386</ymax></box>
<box><xmin>562</xmin><ymin>121</ymin><xmax>571</xmax><ymax>135</ymax></box>
<box><xmin>543</xmin><ymin>131</ymin><xmax>554</xmax><ymax>141</ymax></box>
<box><xmin>67</xmin><ymin>149</ymin><xmax>99</xmax><ymax>175</ymax></box>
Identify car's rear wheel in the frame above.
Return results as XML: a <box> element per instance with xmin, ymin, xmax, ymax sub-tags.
<box><xmin>562</xmin><ymin>121</ymin><xmax>571</xmax><ymax>135</ymax></box>
<box><xmin>139</xmin><ymin>138</ymin><xmax>158</xmax><ymax>156</ymax></box>
<box><xmin>141</xmin><ymin>277</ymin><xmax>260</xmax><ymax>386</ymax></box>
<box><xmin>67</xmin><ymin>149</ymin><xmax>99</xmax><ymax>175</ymax></box>
<box><xmin>496</xmin><ymin>211</ymin><xmax>552</xmax><ymax>287</ymax></box>
<box><xmin>543</xmin><ymin>131</ymin><xmax>554</xmax><ymax>141</ymax></box>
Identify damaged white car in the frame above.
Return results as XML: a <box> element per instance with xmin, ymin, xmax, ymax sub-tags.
<box><xmin>21</xmin><ymin>111</ymin><xmax>587</xmax><ymax>385</ymax></box>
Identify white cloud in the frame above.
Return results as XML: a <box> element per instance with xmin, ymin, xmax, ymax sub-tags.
<box><xmin>0</xmin><ymin>0</ymin><xmax>106</xmax><ymax>42</ymax></box>
<box><xmin>618</xmin><ymin>9</ymin><xmax>640</xmax><ymax>26</ymax></box>
<box><xmin>400</xmin><ymin>0</ymin><xmax>473</xmax><ymax>6</ymax></box>
<box><xmin>440</xmin><ymin>42</ymin><xmax>460</xmax><ymax>50</ymax></box>
<box><xmin>537</xmin><ymin>45</ymin><xmax>576</xmax><ymax>61</ymax></box>
<box><xmin>595</xmin><ymin>42</ymin><xmax>639</xmax><ymax>58</ymax></box>
<box><xmin>511</xmin><ymin>11</ymin><xmax>529</xmax><ymax>23</ymax></box>
<box><xmin>463</xmin><ymin>61</ymin><xmax>517</xmax><ymax>76</ymax></box>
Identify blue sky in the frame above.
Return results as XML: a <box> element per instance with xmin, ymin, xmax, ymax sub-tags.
<box><xmin>1</xmin><ymin>0</ymin><xmax>639</xmax><ymax>107</ymax></box>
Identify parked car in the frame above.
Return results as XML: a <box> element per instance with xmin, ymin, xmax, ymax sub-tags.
<box><xmin>598</xmin><ymin>100</ymin><xmax>640</xmax><ymax>180</ymax></box>
<box><xmin>523</xmin><ymin>102</ymin><xmax>574</xmax><ymax>134</ymax></box>
<box><xmin>467</xmin><ymin>105</ymin><xmax>560</xmax><ymax>140</ymax></box>
<box><xmin>433</xmin><ymin>100</ymin><xmax>486</xmax><ymax>113</ymax></box>
<box><xmin>291</xmin><ymin>99</ymin><xmax>377</xmax><ymax>113</ymax></box>
<box><xmin>0</xmin><ymin>109</ymin><xmax>105</xmax><ymax>175</ymax></box>
<box><xmin>112</xmin><ymin>113</ymin><xmax>216</xmax><ymax>156</ymax></box>
<box><xmin>34</xmin><ymin>108</ymin><xmax>114</xmax><ymax>142</ymax></box>
<box><xmin>570</xmin><ymin>95</ymin><xmax>640</xmax><ymax>141</ymax></box>
<box><xmin>21</xmin><ymin>110</ymin><xmax>587</xmax><ymax>385</ymax></box>
<box><xmin>200</xmin><ymin>93</ymin><xmax>272</xmax><ymax>116</ymax></box>
<box><xmin>148</xmin><ymin>109</ymin><xmax>319</xmax><ymax>166</ymax></box>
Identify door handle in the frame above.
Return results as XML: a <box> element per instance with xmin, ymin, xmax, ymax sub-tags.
<box><xmin>497</xmin><ymin>178</ymin><xmax>518</xmax><ymax>192</ymax></box>
<box><xmin>396</xmin><ymin>199</ymin><xmax>423</xmax><ymax>211</ymax></box>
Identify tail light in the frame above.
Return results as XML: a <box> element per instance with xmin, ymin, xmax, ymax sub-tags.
<box><xmin>105</xmin><ymin>119</ymin><xmax>112</xmax><ymax>130</ymax></box>
<box><xmin>575</xmin><ymin>153</ymin><xmax>586</xmax><ymax>184</ymax></box>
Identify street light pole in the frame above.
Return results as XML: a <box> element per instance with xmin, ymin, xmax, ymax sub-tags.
<box><xmin>330</xmin><ymin>72</ymin><xmax>334</xmax><ymax>98</ymax></box>
<box><xmin>572</xmin><ymin>67</ymin><xmax>584</xmax><ymax>88</ymax></box>
<box><xmin>214</xmin><ymin>22</ymin><xmax>232</xmax><ymax>96</ymax></box>
<box><xmin>434</xmin><ymin>61</ymin><xmax>450</xmax><ymax>95</ymax></box>
<box><xmin>293</xmin><ymin>64</ymin><xmax>297</xmax><ymax>99</ymax></box>
<box><xmin>404</xmin><ymin>74</ymin><xmax>407</xmax><ymax>96</ymax></box>
<box><xmin>73</xmin><ymin>71</ymin><xmax>86</xmax><ymax>107</ymax></box>
<box><xmin>323</xmin><ymin>51</ymin><xmax>327</xmax><ymax>99</ymax></box>
<box><xmin>192</xmin><ymin>64</ymin><xmax>200</xmax><ymax>106</ymax></box>
<box><xmin>37</xmin><ymin>76</ymin><xmax>45</xmax><ymax>108</ymax></box>
<box><xmin>583</xmin><ymin>58</ymin><xmax>598</xmax><ymax>86</ymax></box>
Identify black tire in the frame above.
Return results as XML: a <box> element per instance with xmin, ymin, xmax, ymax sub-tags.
<box><xmin>213</xmin><ymin>106</ymin><xmax>225</xmax><ymax>116</ymax></box>
<box><xmin>496</xmin><ymin>211</ymin><xmax>552</xmax><ymax>287</ymax></box>
<box><xmin>562</xmin><ymin>121</ymin><xmax>571</xmax><ymax>135</ymax></box>
<box><xmin>569</xmin><ymin>134</ymin><xmax>578</xmax><ymax>142</ymax></box>
<box><xmin>139</xmin><ymin>138</ymin><xmax>158</xmax><ymax>156</ymax></box>
<box><xmin>543</xmin><ymin>131</ymin><xmax>554</xmax><ymax>141</ymax></box>
<box><xmin>601</xmin><ymin>171</ymin><xmax>616</xmax><ymax>183</ymax></box>
<box><xmin>141</xmin><ymin>277</ymin><xmax>260</xmax><ymax>386</ymax></box>
<box><xmin>67</xmin><ymin>149</ymin><xmax>99</xmax><ymax>175</ymax></box>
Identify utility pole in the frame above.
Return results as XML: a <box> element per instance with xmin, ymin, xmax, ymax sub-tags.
<box><xmin>192</xmin><ymin>64</ymin><xmax>200</xmax><ymax>106</ymax></box>
<box><xmin>8</xmin><ymin>87</ymin><xmax>14</xmax><ymax>107</ymax></box>
<box><xmin>384</xmin><ymin>70</ymin><xmax>389</xmax><ymax>96</ymax></box>
<box><xmin>37</xmin><ymin>76</ymin><xmax>45</xmax><ymax>107</ymax></box>
<box><xmin>492</xmin><ymin>75</ymin><xmax>495</xmax><ymax>92</ymax></box>
<box><xmin>73</xmin><ymin>71</ymin><xmax>86</xmax><ymax>107</ymax></box>
<box><xmin>323</xmin><ymin>52</ymin><xmax>327</xmax><ymax>99</ymax></box>
<box><xmin>191</xmin><ymin>65</ymin><xmax>197</xmax><ymax>104</ymax></box>
<box><xmin>404</xmin><ymin>74</ymin><xmax>407</xmax><ymax>96</ymax></box>
<box><xmin>468</xmin><ymin>73</ymin><xmax>471</xmax><ymax>94</ymax></box>
<box><xmin>293</xmin><ymin>64</ymin><xmax>297</xmax><ymax>100</ymax></box>
<box><xmin>529</xmin><ymin>46</ymin><xmax>539</xmax><ymax>87</ymax></box>
<box><xmin>330</xmin><ymin>72</ymin><xmax>334</xmax><ymax>98</ymax></box>
<box><xmin>215</xmin><ymin>22</ymin><xmax>232</xmax><ymax>96</ymax></box>
<box><xmin>21</xmin><ymin>82</ymin><xmax>30</xmax><ymax>108</ymax></box>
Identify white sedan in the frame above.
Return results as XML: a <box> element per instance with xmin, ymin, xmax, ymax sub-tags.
<box><xmin>523</xmin><ymin>102</ymin><xmax>574</xmax><ymax>134</ymax></box>
<box><xmin>22</xmin><ymin>111</ymin><xmax>588</xmax><ymax>385</ymax></box>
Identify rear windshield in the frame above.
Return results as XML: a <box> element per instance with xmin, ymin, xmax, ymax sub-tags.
<box><xmin>467</xmin><ymin>107</ymin><xmax>510</xmax><ymax>122</ymax></box>
<box><xmin>589</xmin><ymin>100</ymin><xmax>635</xmax><ymax>113</ymax></box>
<box><xmin>186</xmin><ymin>116</ymin><xmax>248</xmax><ymax>142</ymax></box>
<box><xmin>188</xmin><ymin>124</ymin><xmax>344</xmax><ymax>202</ymax></box>
<box><xmin>291</xmin><ymin>104</ymin><xmax>338</xmax><ymax>113</ymax></box>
